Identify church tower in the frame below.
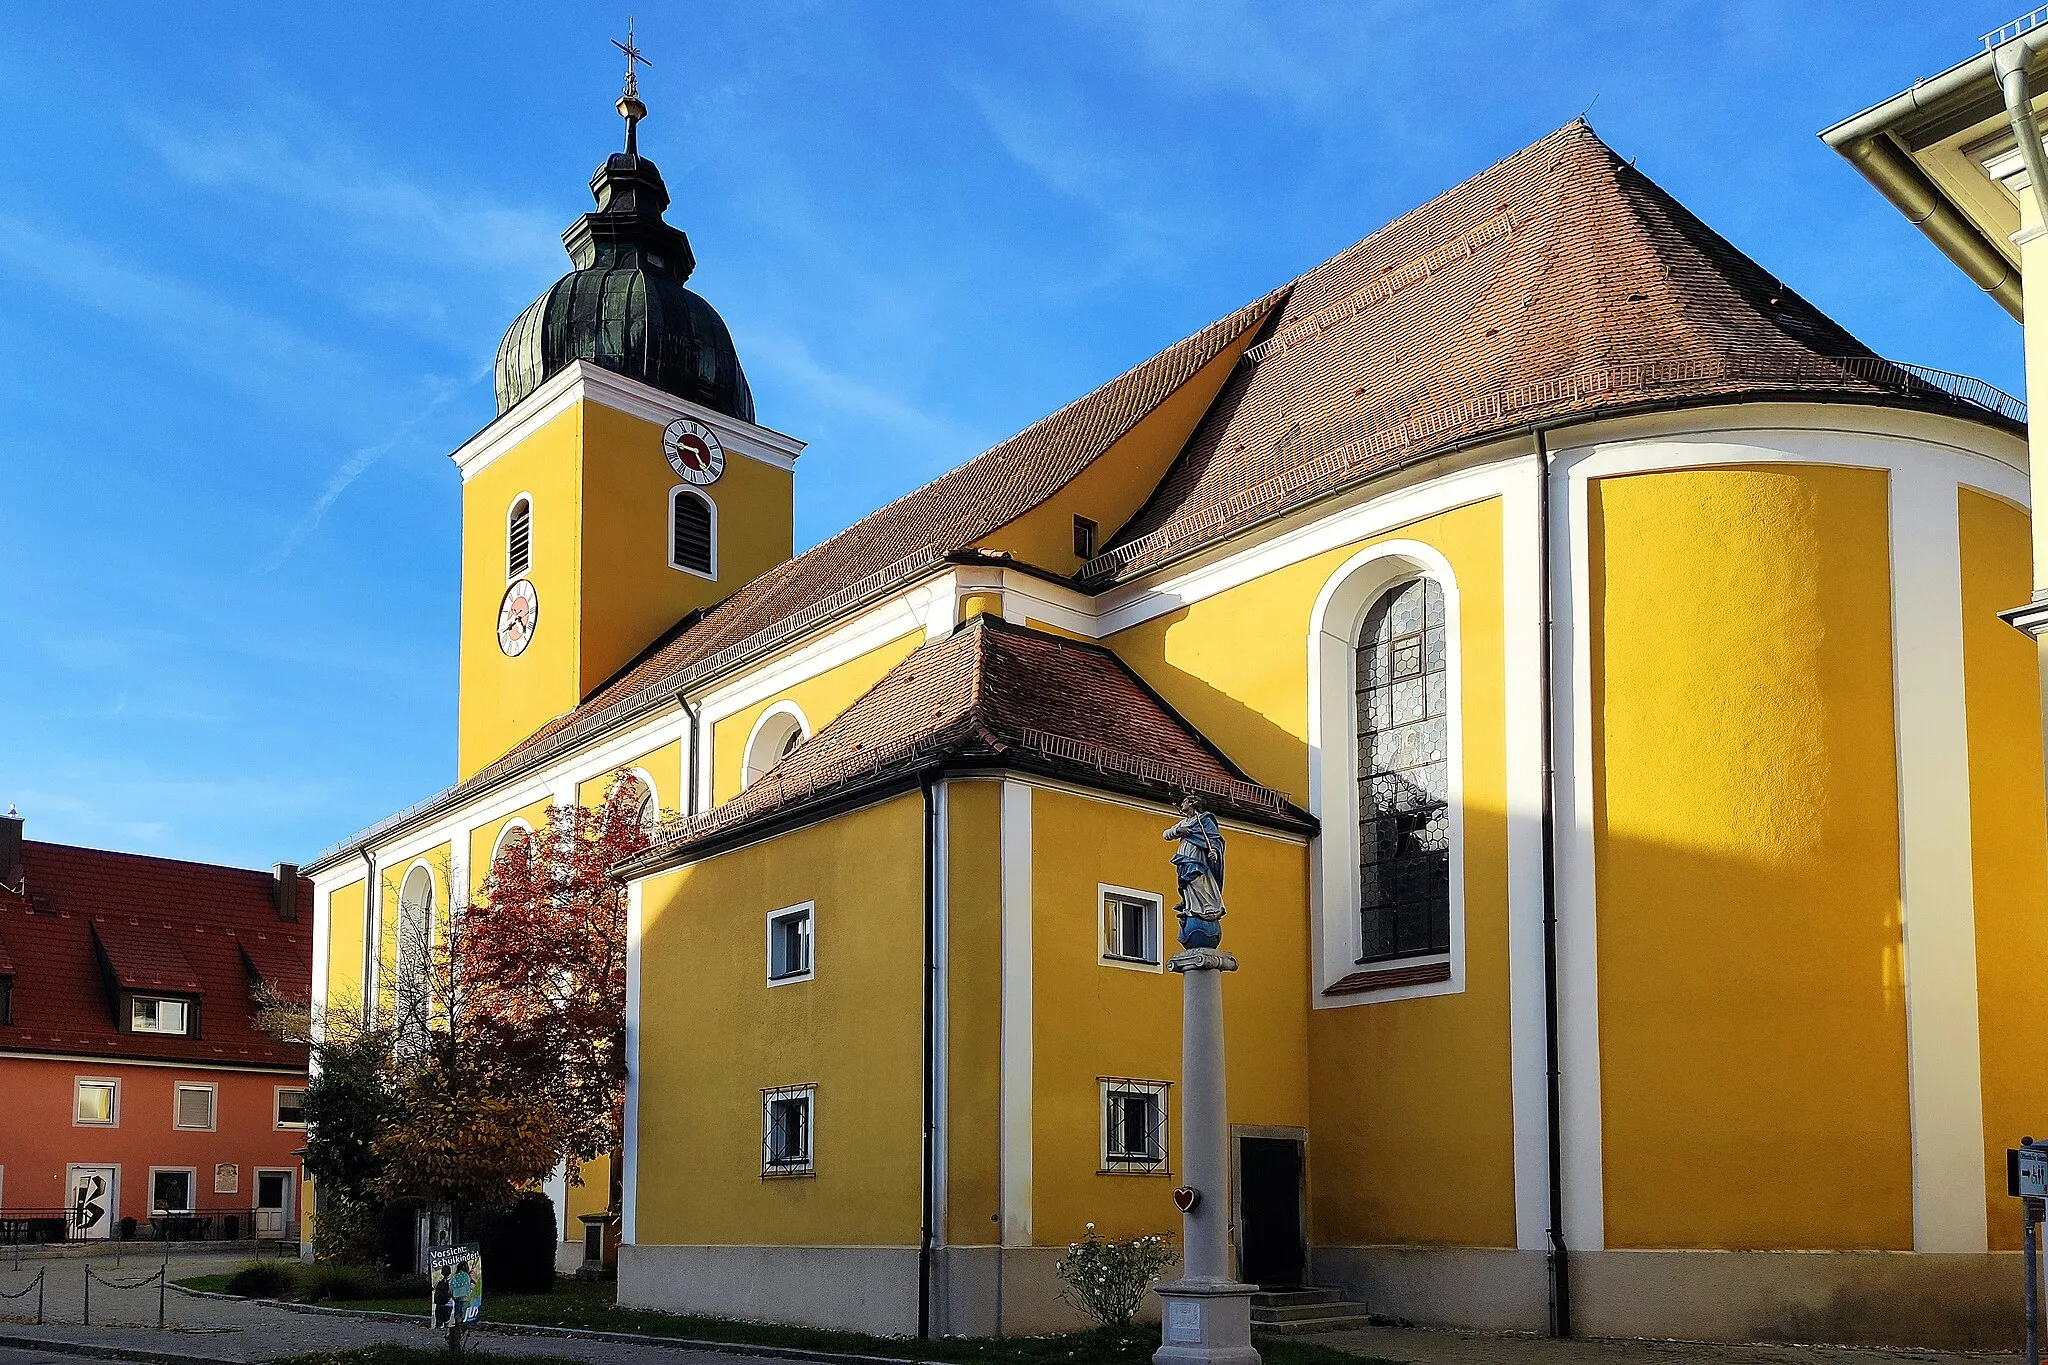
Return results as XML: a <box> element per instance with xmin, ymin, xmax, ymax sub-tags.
<box><xmin>451</xmin><ymin>68</ymin><xmax>801</xmax><ymax>778</ymax></box>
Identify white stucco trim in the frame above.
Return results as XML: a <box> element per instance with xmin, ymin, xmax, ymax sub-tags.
<box><xmin>930</xmin><ymin>782</ymin><xmax>951</xmax><ymax>1254</ymax></box>
<box><xmin>1000</xmin><ymin>780</ymin><xmax>1034</xmax><ymax>1248</ymax></box>
<box><xmin>1500</xmin><ymin>459</ymin><xmax>1554</xmax><ymax>1254</ymax></box>
<box><xmin>622</xmin><ymin>876</ymin><xmax>644</xmax><ymax>1246</ymax></box>
<box><xmin>1305</xmin><ymin>539</ymin><xmax>1467</xmax><ymax>1007</ymax></box>
<box><xmin>452</xmin><ymin>361</ymin><xmax>805</xmax><ymax>484</ymax></box>
<box><xmin>667</xmin><ymin>486</ymin><xmax>719</xmax><ymax>582</ymax></box>
<box><xmin>1890</xmin><ymin>460</ymin><xmax>1990</xmax><ymax>1254</ymax></box>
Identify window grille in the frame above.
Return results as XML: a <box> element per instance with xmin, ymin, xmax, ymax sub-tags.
<box><xmin>1100</xmin><ymin>889</ymin><xmax>1160</xmax><ymax>966</ymax></box>
<box><xmin>1355</xmin><ymin>578</ymin><xmax>1451</xmax><ymax>963</ymax></box>
<box><xmin>768</xmin><ymin>904</ymin><xmax>813</xmax><ymax>983</ymax></box>
<box><xmin>507</xmin><ymin>497</ymin><xmax>532</xmax><ymax>578</ymax></box>
<box><xmin>1073</xmin><ymin>515</ymin><xmax>1098</xmax><ymax>559</ymax></box>
<box><xmin>174</xmin><ymin>1084</ymin><xmax>216</xmax><ymax>1131</ymax></box>
<box><xmin>74</xmin><ymin>1079</ymin><xmax>117</xmax><ymax>1126</ymax></box>
<box><xmin>1100</xmin><ymin>1078</ymin><xmax>1170</xmax><ymax>1172</ymax></box>
<box><xmin>276</xmin><ymin>1087</ymin><xmax>307</xmax><ymax>1129</ymax></box>
<box><xmin>673</xmin><ymin>489</ymin><xmax>713</xmax><ymax>575</ymax></box>
<box><xmin>762</xmin><ymin>1084</ymin><xmax>815</xmax><ymax>1175</ymax></box>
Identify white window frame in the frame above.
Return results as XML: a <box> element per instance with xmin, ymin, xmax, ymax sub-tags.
<box><xmin>130</xmin><ymin>996</ymin><xmax>191</xmax><ymax>1035</ymax></box>
<box><xmin>1099</xmin><ymin>1078</ymin><xmax>1171</xmax><ymax>1174</ymax></box>
<box><xmin>668</xmin><ymin>486</ymin><xmax>718</xmax><ymax>581</ymax></box>
<box><xmin>173</xmin><ymin>1082</ymin><xmax>218</xmax><ymax>1132</ymax></box>
<box><xmin>275</xmin><ymin>1085</ymin><xmax>308</xmax><ymax>1131</ymax></box>
<box><xmin>73</xmin><ymin>1077</ymin><xmax>119</xmax><ymax>1127</ymax></box>
<box><xmin>1307</xmin><ymin>542</ymin><xmax>1466</xmax><ymax>1006</ymax></box>
<box><xmin>148</xmin><ymin>1166</ymin><xmax>197</xmax><ymax>1214</ymax></box>
<box><xmin>741</xmin><ymin>702</ymin><xmax>809</xmax><ymax>791</ymax></box>
<box><xmin>762</xmin><ymin>1083</ymin><xmax>816</xmax><ymax>1176</ymax></box>
<box><xmin>1098</xmin><ymin>884</ymin><xmax>1164</xmax><ymax>972</ymax></box>
<box><xmin>766</xmin><ymin>902</ymin><xmax>815</xmax><ymax>986</ymax></box>
<box><xmin>506</xmin><ymin>493</ymin><xmax>534</xmax><ymax>581</ymax></box>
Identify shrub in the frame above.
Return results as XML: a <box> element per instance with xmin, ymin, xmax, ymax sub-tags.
<box><xmin>224</xmin><ymin>1262</ymin><xmax>291</xmax><ymax>1298</ymax></box>
<box><xmin>467</xmin><ymin>1191</ymin><xmax>557</xmax><ymax>1294</ymax></box>
<box><xmin>312</xmin><ymin>1197</ymin><xmax>378</xmax><ymax>1268</ymax></box>
<box><xmin>1054</xmin><ymin>1224</ymin><xmax>1177</xmax><ymax>1329</ymax></box>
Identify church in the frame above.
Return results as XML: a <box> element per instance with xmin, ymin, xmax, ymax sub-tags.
<box><xmin>304</xmin><ymin>95</ymin><xmax>2048</xmax><ymax>1349</ymax></box>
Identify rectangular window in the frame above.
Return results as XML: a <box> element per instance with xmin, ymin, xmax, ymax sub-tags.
<box><xmin>151</xmin><ymin>1168</ymin><xmax>194</xmax><ymax>1213</ymax></box>
<box><xmin>74</xmin><ymin>1079</ymin><xmax>118</xmax><ymax>1126</ymax></box>
<box><xmin>174</xmin><ymin>1083</ymin><xmax>217</xmax><ymax>1131</ymax></box>
<box><xmin>767</xmin><ymin>903</ymin><xmax>814</xmax><ymax>984</ymax></box>
<box><xmin>762</xmin><ymin>1084</ymin><xmax>815</xmax><ymax>1176</ymax></box>
<box><xmin>1073</xmin><ymin>515</ymin><xmax>1098</xmax><ymax>559</ymax></box>
<box><xmin>1100</xmin><ymin>1078</ymin><xmax>1170</xmax><ymax>1173</ymax></box>
<box><xmin>275</xmin><ymin>1087</ymin><xmax>307</xmax><ymax>1130</ymax></box>
<box><xmin>1099</xmin><ymin>886</ymin><xmax>1162</xmax><ymax>968</ymax></box>
<box><xmin>131</xmin><ymin>997</ymin><xmax>190</xmax><ymax>1035</ymax></box>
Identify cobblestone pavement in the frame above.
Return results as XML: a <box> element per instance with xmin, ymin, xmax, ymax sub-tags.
<box><xmin>1318</xmin><ymin>1323</ymin><xmax>2019</xmax><ymax>1365</ymax></box>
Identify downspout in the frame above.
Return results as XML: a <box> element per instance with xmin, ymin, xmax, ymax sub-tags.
<box><xmin>1995</xmin><ymin>36</ymin><xmax>2048</xmax><ymax>247</ymax></box>
<box><xmin>678</xmin><ymin>692</ymin><xmax>701</xmax><ymax>817</ymax></box>
<box><xmin>1534</xmin><ymin>427</ymin><xmax>1572</xmax><ymax>1338</ymax></box>
<box><xmin>918</xmin><ymin>778</ymin><xmax>939</xmax><ymax>1339</ymax></box>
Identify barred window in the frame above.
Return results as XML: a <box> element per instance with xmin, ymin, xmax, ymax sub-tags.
<box><xmin>672</xmin><ymin>488</ymin><xmax>714</xmax><ymax>576</ymax></box>
<box><xmin>507</xmin><ymin>496</ymin><xmax>532</xmax><ymax>578</ymax></box>
<box><xmin>1356</xmin><ymin>578</ymin><xmax>1450</xmax><ymax>964</ymax></box>
<box><xmin>762</xmin><ymin>1084</ymin><xmax>815</xmax><ymax>1176</ymax></box>
<box><xmin>1100</xmin><ymin>1078</ymin><xmax>1170</xmax><ymax>1173</ymax></box>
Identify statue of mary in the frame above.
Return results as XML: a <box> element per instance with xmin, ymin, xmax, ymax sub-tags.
<box><xmin>1164</xmin><ymin>794</ymin><xmax>1226</xmax><ymax>949</ymax></box>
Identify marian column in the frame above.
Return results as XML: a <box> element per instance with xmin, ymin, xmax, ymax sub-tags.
<box><xmin>1155</xmin><ymin>797</ymin><xmax>1260</xmax><ymax>1365</ymax></box>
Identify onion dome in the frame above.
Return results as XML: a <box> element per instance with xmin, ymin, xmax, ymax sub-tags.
<box><xmin>494</xmin><ymin>141</ymin><xmax>754</xmax><ymax>421</ymax></box>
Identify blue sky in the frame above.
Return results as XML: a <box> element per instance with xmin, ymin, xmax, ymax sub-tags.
<box><xmin>0</xmin><ymin>1</ymin><xmax>2027</xmax><ymax>869</ymax></box>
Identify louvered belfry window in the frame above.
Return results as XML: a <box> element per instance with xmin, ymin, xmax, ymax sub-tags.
<box><xmin>1356</xmin><ymin>578</ymin><xmax>1451</xmax><ymax>963</ymax></box>
<box><xmin>507</xmin><ymin>497</ymin><xmax>532</xmax><ymax>578</ymax></box>
<box><xmin>672</xmin><ymin>489</ymin><xmax>713</xmax><ymax>575</ymax></box>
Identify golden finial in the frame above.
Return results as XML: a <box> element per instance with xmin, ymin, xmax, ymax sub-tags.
<box><xmin>612</xmin><ymin>18</ymin><xmax>652</xmax><ymax>154</ymax></box>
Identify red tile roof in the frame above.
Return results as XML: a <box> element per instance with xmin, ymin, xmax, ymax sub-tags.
<box><xmin>628</xmin><ymin>615</ymin><xmax>1313</xmax><ymax>867</ymax></box>
<box><xmin>0</xmin><ymin>841</ymin><xmax>310</xmax><ymax>1069</ymax></box>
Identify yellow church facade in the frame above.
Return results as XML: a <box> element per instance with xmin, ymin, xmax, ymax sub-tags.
<box><xmin>307</xmin><ymin>120</ymin><xmax>2047</xmax><ymax>1348</ymax></box>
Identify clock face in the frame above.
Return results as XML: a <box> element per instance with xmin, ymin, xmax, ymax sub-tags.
<box><xmin>663</xmin><ymin>417</ymin><xmax>726</xmax><ymax>485</ymax></box>
<box><xmin>498</xmin><ymin>579</ymin><xmax>540</xmax><ymax>657</ymax></box>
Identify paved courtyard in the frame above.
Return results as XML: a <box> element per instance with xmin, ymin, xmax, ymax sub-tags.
<box><xmin>0</xmin><ymin>1251</ymin><xmax>2031</xmax><ymax>1365</ymax></box>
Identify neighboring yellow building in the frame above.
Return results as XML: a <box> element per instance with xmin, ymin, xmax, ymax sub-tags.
<box><xmin>309</xmin><ymin>117</ymin><xmax>2044</xmax><ymax>1347</ymax></box>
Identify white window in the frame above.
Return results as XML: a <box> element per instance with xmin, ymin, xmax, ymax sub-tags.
<box><xmin>670</xmin><ymin>487</ymin><xmax>715</xmax><ymax>578</ymax></box>
<box><xmin>490</xmin><ymin>820</ymin><xmax>532</xmax><ymax>870</ymax></box>
<box><xmin>275</xmin><ymin>1087</ymin><xmax>307</xmax><ymax>1130</ymax></box>
<box><xmin>131</xmin><ymin>997</ymin><xmax>189</xmax><ymax>1035</ymax></box>
<box><xmin>174</xmin><ymin>1083</ymin><xmax>217</xmax><ymax>1131</ymax></box>
<box><xmin>395</xmin><ymin>864</ymin><xmax>434</xmax><ymax>1051</ymax></box>
<box><xmin>150</xmin><ymin>1168</ymin><xmax>194</xmax><ymax>1214</ymax></box>
<box><xmin>1100</xmin><ymin>1078</ymin><xmax>1170</xmax><ymax>1173</ymax></box>
<box><xmin>507</xmin><ymin>495</ymin><xmax>532</xmax><ymax>579</ymax></box>
<box><xmin>74</xmin><ymin>1078</ymin><xmax>118</xmax><ymax>1126</ymax></box>
<box><xmin>1356</xmin><ymin>577</ymin><xmax>1450</xmax><ymax>964</ymax></box>
<box><xmin>767</xmin><ymin>903</ymin><xmax>814</xmax><ymax>985</ymax></box>
<box><xmin>762</xmin><ymin>1084</ymin><xmax>815</xmax><ymax>1175</ymax></box>
<box><xmin>1099</xmin><ymin>885</ymin><xmax>1163</xmax><ymax>970</ymax></box>
<box><xmin>609</xmin><ymin>771</ymin><xmax>658</xmax><ymax>836</ymax></box>
<box><xmin>742</xmin><ymin>704</ymin><xmax>808</xmax><ymax>790</ymax></box>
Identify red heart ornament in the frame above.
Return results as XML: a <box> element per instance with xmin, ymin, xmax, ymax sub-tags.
<box><xmin>1173</xmin><ymin>1186</ymin><xmax>1201</xmax><ymax>1213</ymax></box>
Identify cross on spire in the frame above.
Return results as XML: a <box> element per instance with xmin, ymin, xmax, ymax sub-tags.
<box><xmin>613</xmin><ymin>19</ymin><xmax>653</xmax><ymax>155</ymax></box>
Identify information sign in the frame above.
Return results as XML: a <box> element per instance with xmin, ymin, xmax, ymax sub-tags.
<box><xmin>428</xmin><ymin>1243</ymin><xmax>483</xmax><ymax>1329</ymax></box>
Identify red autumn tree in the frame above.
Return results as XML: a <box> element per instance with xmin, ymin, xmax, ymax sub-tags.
<box><xmin>443</xmin><ymin>773</ymin><xmax>652</xmax><ymax>1191</ymax></box>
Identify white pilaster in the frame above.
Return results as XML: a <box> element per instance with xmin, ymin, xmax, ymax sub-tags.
<box><xmin>1890</xmin><ymin>464</ymin><xmax>1989</xmax><ymax>1253</ymax></box>
<box><xmin>622</xmin><ymin>877</ymin><xmax>645</xmax><ymax>1246</ymax></box>
<box><xmin>999</xmin><ymin>781</ymin><xmax>1034</xmax><ymax>1248</ymax></box>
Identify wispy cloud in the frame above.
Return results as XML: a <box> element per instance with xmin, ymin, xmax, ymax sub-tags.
<box><xmin>745</xmin><ymin>327</ymin><xmax>986</xmax><ymax>450</ymax></box>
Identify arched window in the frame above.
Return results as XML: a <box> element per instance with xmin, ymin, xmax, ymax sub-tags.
<box><xmin>507</xmin><ymin>496</ymin><xmax>533</xmax><ymax>579</ymax></box>
<box><xmin>671</xmin><ymin>488</ymin><xmax>715</xmax><ymax>577</ymax></box>
<box><xmin>490</xmin><ymin>820</ymin><xmax>532</xmax><ymax>871</ymax></box>
<box><xmin>395</xmin><ymin>864</ymin><xmax>435</xmax><ymax>1050</ymax></box>
<box><xmin>609</xmin><ymin>771</ymin><xmax>658</xmax><ymax>835</ymax></box>
<box><xmin>1355</xmin><ymin>578</ymin><xmax>1449</xmax><ymax>963</ymax></box>
<box><xmin>742</xmin><ymin>704</ymin><xmax>808</xmax><ymax>791</ymax></box>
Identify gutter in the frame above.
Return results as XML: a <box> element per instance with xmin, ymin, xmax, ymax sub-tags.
<box><xmin>1822</xmin><ymin>48</ymin><xmax>2025</xmax><ymax>320</ymax></box>
<box><xmin>1994</xmin><ymin>32</ymin><xmax>2048</xmax><ymax>248</ymax></box>
<box><xmin>1533</xmin><ymin>426</ymin><xmax>1570</xmax><ymax>1338</ymax></box>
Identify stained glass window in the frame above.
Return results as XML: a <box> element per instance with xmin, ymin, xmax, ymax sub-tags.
<box><xmin>1355</xmin><ymin>578</ymin><xmax>1450</xmax><ymax>963</ymax></box>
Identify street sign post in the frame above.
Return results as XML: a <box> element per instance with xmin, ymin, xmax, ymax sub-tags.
<box><xmin>2012</xmin><ymin>1140</ymin><xmax>2048</xmax><ymax>1365</ymax></box>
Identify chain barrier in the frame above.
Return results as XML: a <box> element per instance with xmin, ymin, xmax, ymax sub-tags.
<box><xmin>82</xmin><ymin>1260</ymin><xmax>166</xmax><ymax>1328</ymax></box>
<box><xmin>0</xmin><ymin>1267</ymin><xmax>45</xmax><ymax>1325</ymax></box>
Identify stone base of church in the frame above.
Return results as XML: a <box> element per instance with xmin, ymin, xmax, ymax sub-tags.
<box><xmin>618</xmin><ymin>1242</ymin><xmax>1144</xmax><ymax>1337</ymax></box>
<box><xmin>1318</xmin><ymin>1245</ymin><xmax>2029</xmax><ymax>1351</ymax></box>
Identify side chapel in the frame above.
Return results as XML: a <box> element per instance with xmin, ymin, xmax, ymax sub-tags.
<box><xmin>307</xmin><ymin>87</ymin><xmax>2048</xmax><ymax>1348</ymax></box>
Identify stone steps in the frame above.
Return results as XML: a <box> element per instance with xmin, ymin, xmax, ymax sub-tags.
<box><xmin>1249</xmin><ymin>1288</ymin><xmax>1376</xmax><ymax>1335</ymax></box>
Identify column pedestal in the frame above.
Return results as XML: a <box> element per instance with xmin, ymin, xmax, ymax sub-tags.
<box><xmin>1156</xmin><ymin>947</ymin><xmax>1259</xmax><ymax>1365</ymax></box>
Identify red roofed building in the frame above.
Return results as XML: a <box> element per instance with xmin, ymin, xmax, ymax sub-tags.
<box><xmin>0</xmin><ymin>810</ymin><xmax>311</xmax><ymax>1244</ymax></box>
